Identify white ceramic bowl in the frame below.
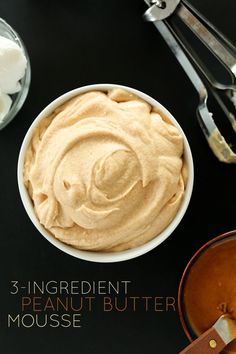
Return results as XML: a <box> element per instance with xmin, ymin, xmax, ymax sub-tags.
<box><xmin>18</xmin><ymin>84</ymin><xmax>194</xmax><ymax>263</ymax></box>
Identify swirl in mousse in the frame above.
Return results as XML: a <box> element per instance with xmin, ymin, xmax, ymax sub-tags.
<box><xmin>24</xmin><ymin>89</ymin><xmax>187</xmax><ymax>252</ymax></box>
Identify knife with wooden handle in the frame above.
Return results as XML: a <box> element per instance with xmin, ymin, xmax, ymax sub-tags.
<box><xmin>179</xmin><ymin>315</ymin><xmax>236</xmax><ymax>354</ymax></box>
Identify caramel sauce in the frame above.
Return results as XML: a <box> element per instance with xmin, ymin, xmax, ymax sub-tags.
<box><xmin>184</xmin><ymin>237</ymin><xmax>236</xmax><ymax>353</ymax></box>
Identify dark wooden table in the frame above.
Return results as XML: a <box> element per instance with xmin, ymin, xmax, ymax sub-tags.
<box><xmin>0</xmin><ymin>1</ymin><xmax>235</xmax><ymax>353</ymax></box>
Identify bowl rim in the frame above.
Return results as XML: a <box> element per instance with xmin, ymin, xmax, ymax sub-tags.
<box><xmin>0</xmin><ymin>17</ymin><xmax>31</xmax><ymax>130</ymax></box>
<box><xmin>17</xmin><ymin>83</ymin><xmax>194</xmax><ymax>263</ymax></box>
<box><xmin>178</xmin><ymin>229</ymin><xmax>236</xmax><ymax>342</ymax></box>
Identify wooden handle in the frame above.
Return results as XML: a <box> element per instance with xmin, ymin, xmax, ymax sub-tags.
<box><xmin>179</xmin><ymin>327</ymin><xmax>226</xmax><ymax>354</ymax></box>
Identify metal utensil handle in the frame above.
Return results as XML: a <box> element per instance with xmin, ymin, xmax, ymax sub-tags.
<box><xmin>177</xmin><ymin>3</ymin><xmax>236</xmax><ymax>76</ymax></box>
<box><xmin>152</xmin><ymin>20</ymin><xmax>207</xmax><ymax>101</ymax></box>
<box><xmin>182</xmin><ymin>0</ymin><xmax>236</xmax><ymax>55</ymax></box>
<box><xmin>179</xmin><ymin>326</ymin><xmax>226</xmax><ymax>354</ymax></box>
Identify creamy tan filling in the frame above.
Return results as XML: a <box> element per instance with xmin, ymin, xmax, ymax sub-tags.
<box><xmin>24</xmin><ymin>88</ymin><xmax>186</xmax><ymax>252</ymax></box>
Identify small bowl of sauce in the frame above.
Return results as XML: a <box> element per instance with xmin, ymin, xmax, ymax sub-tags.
<box><xmin>179</xmin><ymin>230</ymin><xmax>236</xmax><ymax>353</ymax></box>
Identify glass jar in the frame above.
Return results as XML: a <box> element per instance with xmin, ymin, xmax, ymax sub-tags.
<box><xmin>0</xmin><ymin>18</ymin><xmax>31</xmax><ymax>130</ymax></box>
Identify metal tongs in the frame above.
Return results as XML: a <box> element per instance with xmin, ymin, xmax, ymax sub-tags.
<box><xmin>143</xmin><ymin>0</ymin><xmax>236</xmax><ymax>163</ymax></box>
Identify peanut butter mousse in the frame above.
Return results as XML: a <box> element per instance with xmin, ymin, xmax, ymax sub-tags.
<box><xmin>24</xmin><ymin>88</ymin><xmax>186</xmax><ymax>252</ymax></box>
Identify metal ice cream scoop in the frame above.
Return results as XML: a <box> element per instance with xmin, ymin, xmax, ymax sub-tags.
<box><xmin>143</xmin><ymin>0</ymin><xmax>236</xmax><ymax>163</ymax></box>
<box><xmin>179</xmin><ymin>314</ymin><xmax>236</xmax><ymax>354</ymax></box>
